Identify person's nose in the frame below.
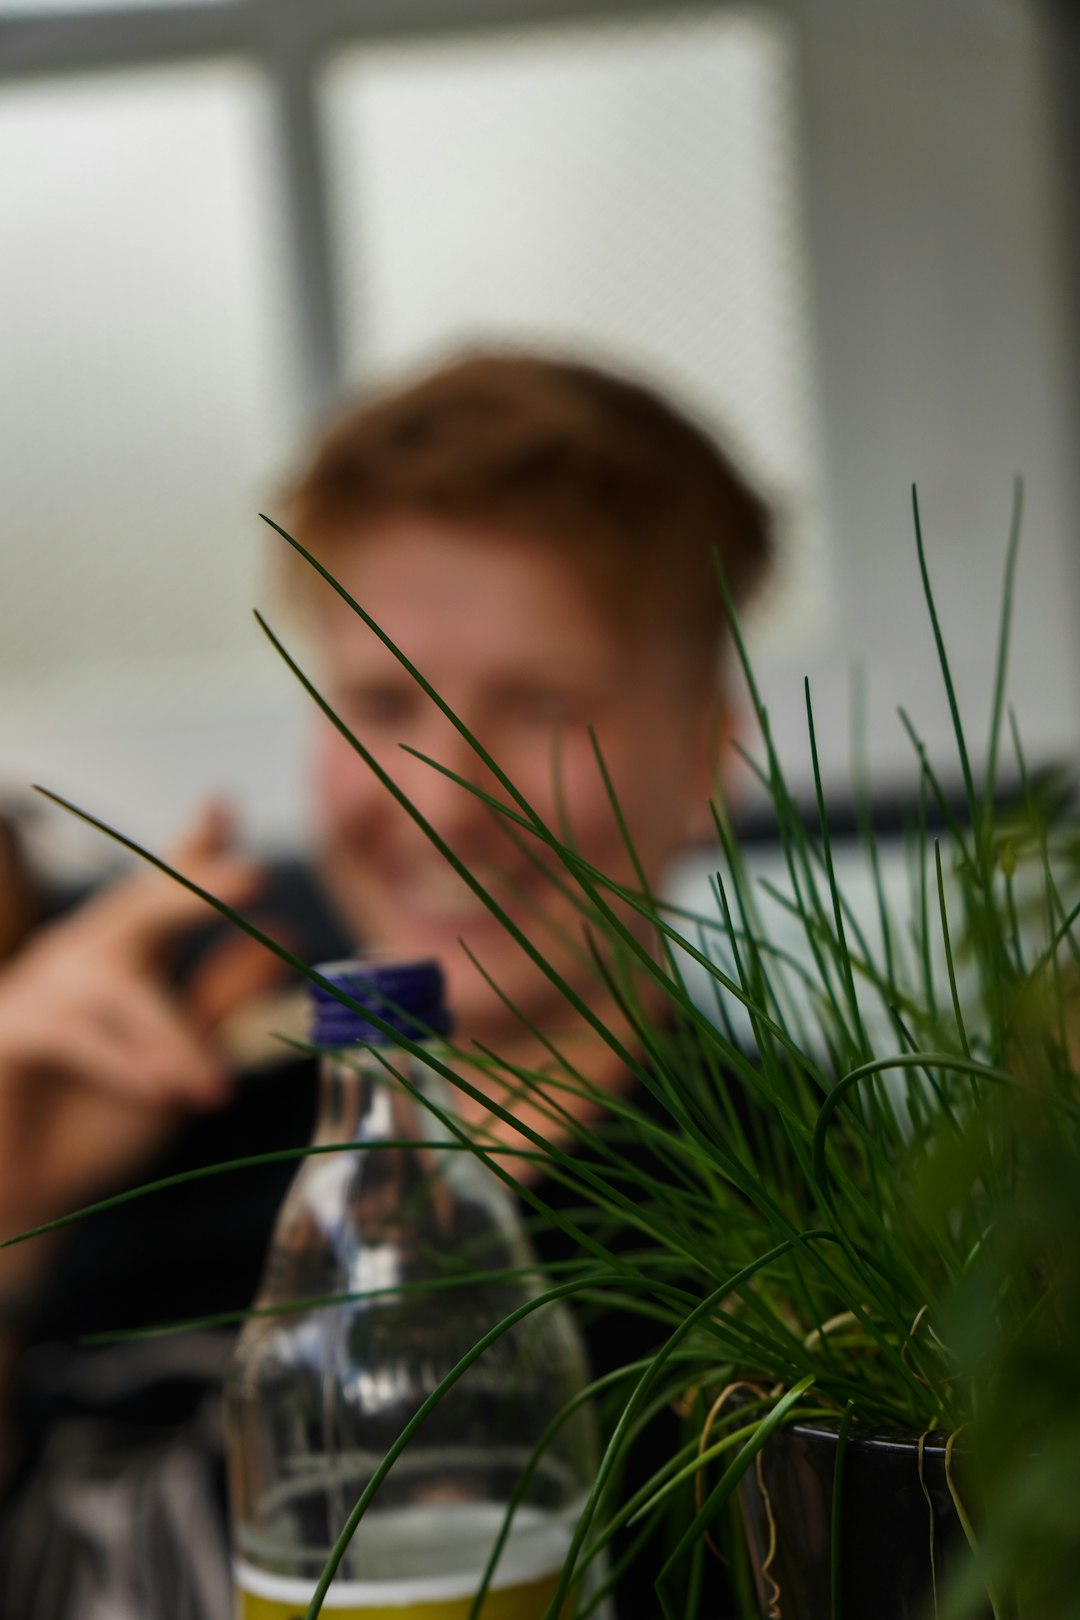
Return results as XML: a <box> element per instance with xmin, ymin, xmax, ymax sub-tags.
<box><xmin>393</xmin><ymin>715</ymin><xmax>505</xmax><ymax>855</ymax></box>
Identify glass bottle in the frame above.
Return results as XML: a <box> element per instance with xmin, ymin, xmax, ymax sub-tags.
<box><xmin>225</xmin><ymin>958</ymin><xmax>598</xmax><ymax>1619</ymax></box>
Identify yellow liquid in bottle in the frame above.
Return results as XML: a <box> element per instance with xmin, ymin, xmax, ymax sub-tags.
<box><xmin>234</xmin><ymin>1502</ymin><xmax>575</xmax><ymax>1620</ymax></box>
<box><xmin>236</xmin><ymin>1566</ymin><xmax>563</xmax><ymax>1619</ymax></box>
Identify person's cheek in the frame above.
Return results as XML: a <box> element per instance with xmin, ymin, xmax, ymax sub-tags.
<box><xmin>312</xmin><ymin>731</ymin><xmax>368</xmax><ymax>835</ymax></box>
<box><xmin>526</xmin><ymin>732</ymin><xmax>617</xmax><ymax>855</ymax></box>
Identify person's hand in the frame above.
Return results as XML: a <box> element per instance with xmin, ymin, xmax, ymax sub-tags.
<box><xmin>0</xmin><ymin>802</ymin><xmax>283</xmax><ymax>1237</ymax></box>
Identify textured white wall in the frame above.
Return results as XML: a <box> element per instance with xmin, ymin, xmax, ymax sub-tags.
<box><xmin>758</xmin><ymin>0</ymin><xmax>1080</xmax><ymax>813</ymax></box>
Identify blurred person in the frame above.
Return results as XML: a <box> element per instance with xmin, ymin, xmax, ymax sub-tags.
<box><xmin>0</xmin><ymin>351</ymin><xmax>771</xmax><ymax>1619</ymax></box>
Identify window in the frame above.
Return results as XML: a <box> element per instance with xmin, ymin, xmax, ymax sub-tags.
<box><xmin>1</xmin><ymin>3</ymin><xmax>820</xmax><ymax>863</ymax></box>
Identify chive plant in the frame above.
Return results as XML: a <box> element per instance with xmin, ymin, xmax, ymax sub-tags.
<box><xmin>11</xmin><ymin>485</ymin><xmax>1080</xmax><ymax>1619</ymax></box>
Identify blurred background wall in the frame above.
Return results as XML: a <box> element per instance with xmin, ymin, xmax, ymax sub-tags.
<box><xmin>1</xmin><ymin>0</ymin><xmax>1078</xmax><ymax>877</ymax></box>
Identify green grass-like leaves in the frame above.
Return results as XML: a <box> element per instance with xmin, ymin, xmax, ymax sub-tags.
<box><xmin>18</xmin><ymin>488</ymin><xmax>1080</xmax><ymax>1618</ymax></box>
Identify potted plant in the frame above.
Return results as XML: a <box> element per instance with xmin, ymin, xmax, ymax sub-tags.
<box><xmin>18</xmin><ymin>488</ymin><xmax>1080</xmax><ymax>1619</ymax></box>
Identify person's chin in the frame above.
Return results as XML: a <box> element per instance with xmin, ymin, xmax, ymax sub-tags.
<box><xmin>390</xmin><ymin>878</ymin><xmax>546</xmax><ymax>949</ymax></box>
<box><xmin>414</xmin><ymin>905</ymin><xmax>526</xmax><ymax>961</ymax></box>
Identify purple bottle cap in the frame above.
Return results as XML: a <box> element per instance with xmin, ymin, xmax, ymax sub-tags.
<box><xmin>309</xmin><ymin>958</ymin><xmax>453</xmax><ymax>1047</ymax></box>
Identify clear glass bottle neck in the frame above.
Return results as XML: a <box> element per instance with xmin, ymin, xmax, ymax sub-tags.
<box><xmin>313</xmin><ymin>1044</ymin><xmax>451</xmax><ymax>1149</ymax></box>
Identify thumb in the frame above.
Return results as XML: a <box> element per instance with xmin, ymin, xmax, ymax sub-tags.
<box><xmin>168</xmin><ymin>798</ymin><xmax>238</xmax><ymax>867</ymax></box>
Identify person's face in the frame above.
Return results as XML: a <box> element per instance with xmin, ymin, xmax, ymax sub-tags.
<box><xmin>310</xmin><ymin>515</ymin><xmax>720</xmax><ymax>1045</ymax></box>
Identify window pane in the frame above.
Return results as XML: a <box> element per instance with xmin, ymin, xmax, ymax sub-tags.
<box><xmin>324</xmin><ymin>9</ymin><xmax>824</xmax><ymax>653</ymax></box>
<box><xmin>0</xmin><ymin>64</ymin><xmax>304</xmax><ymax>858</ymax></box>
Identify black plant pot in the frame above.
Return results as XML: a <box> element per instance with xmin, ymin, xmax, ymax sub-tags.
<box><xmin>737</xmin><ymin>1419</ymin><xmax>988</xmax><ymax>1620</ymax></box>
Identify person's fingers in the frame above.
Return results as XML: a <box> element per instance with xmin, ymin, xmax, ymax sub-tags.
<box><xmin>184</xmin><ymin>928</ymin><xmax>294</xmax><ymax>1034</ymax></box>
<box><xmin>104</xmin><ymin>855</ymin><xmax>263</xmax><ymax>957</ymax></box>
<box><xmin>64</xmin><ymin>801</ymin><xmax>265</xmax><ymax>963</ymax></box>
<box><xmin>0</xmin><ymin>962</ymin><xmax>228</xmax><ymax>1111</ymax></box>
<box><xmin>20</xmin><ymin>1009</ymin><xmax>184</xmax><ymax>1110</ymax></box>
<box><xmin>82</xmin><ymin>978</ymin><xmax>230</xmax><ymax>1108</ymax></box>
